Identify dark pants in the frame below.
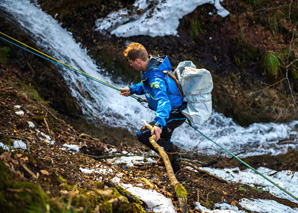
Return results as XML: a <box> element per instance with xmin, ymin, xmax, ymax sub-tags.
<box><xmin>137</xmin><ymin>108</ymin><xmax>186</xmax><ymax>153</ymax></box>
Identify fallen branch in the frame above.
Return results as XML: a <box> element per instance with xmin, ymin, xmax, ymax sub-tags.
<box><xmin>140</xmin><ymin>177</ymin><xmax>155</xmax><ymax>189</ymax></box>
<box><xmin>80</xmin><ymin>152</ymin><xmax>159</xmax><ymax>161</ymax></box>
<box><xmin>184</xmin><ymin>162</ymin><xmax>227</xmax><ymax>183</ymax></box>
<box><xmin>181</xmin><ymin>157</ymin><xmax>218</xmax><ymax>167</ymax></box>
<box><xmin>44</xmin><ymin>113</ymin><xmax>51</xmax><ymax>137</ymax></box>
<box><xmin>142</xmin><ymin>119</ymin><xmax>187</xmax><ymax>213</ymax></box>
<box><xmin>80</xmin><ymin>153</ymin><xmax>134</xmax><ymax>160</ymax></box>
<box><xmin>22</xmin><ymin>164</ymin><xmax>38</xmax><ymax>179</ymax></box>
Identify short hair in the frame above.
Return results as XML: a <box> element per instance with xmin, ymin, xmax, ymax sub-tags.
<box><xmin>123</xmin><ymin>42</ymin><xmax>148</xmax><ymax>62</ymax></box>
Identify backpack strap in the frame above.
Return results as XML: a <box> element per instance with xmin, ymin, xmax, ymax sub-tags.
<box><xmin>163</xmin><ymin>71</ymin><xmax>184</xmax><ymax>98</ymax></box>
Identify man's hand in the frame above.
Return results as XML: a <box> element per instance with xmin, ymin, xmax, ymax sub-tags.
<box><xmin>151</xmin><ymin>126</ymin><xmax>162</xmax><ymax>141</ymax></box>
<box><xmin>120</xmin><ymin>87</ymin><xmax>130</xmax><ymax>97</ymax></box>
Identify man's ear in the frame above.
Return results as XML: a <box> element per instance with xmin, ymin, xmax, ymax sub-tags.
<box><xmin>135</xmin><ymin>58</ymin><xmax>141</xmax><ymax>64</ymax></box>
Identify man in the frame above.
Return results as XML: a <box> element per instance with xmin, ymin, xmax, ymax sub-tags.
<box><xmin>120</xmin><ymin>42</ymin><xmax>186</xmax><ymax>173</ymax></box>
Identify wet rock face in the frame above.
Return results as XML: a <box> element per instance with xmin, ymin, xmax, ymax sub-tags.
<box><xmin>0</xmin><ymin>10</ymin><xmax>82</xmax><ymax>118</ymax></box>
<box><xmin>36</xmin><ymin>0</ymin><xmax>97</xmax><ymax>16</ymax></box>
<box><xmin>36</xmin><ymin>0</ymin><xmax>298</xmax><ymax>126</ymax></box>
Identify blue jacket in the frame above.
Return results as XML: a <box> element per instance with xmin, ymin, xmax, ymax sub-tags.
<box><xmin>129</xmin><ymin>56</ymin><xmax>183</xmax><ymax>129</ymax></box>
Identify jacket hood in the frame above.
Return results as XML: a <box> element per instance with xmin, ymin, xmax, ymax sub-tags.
<box><xmin>142</xmin><ymin>56</ymin><xmax>172</xmax><ymax>80</ymax></box>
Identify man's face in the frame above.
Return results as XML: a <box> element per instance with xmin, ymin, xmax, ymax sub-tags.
<box><xmin>128</xmin><ymin>59</ymin><xmax>142</xmax><ymax>72</ymax></box>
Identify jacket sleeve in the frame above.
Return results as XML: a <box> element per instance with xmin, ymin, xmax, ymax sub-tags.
<box><xmin>129</xmin><ymin>82</ymin><xmax>144</xmax><ymax>95</ymax></box>
<box><xmin>150</xmin><ymin>77</ymin><xmax>171</xmax><ymax>129</ymax></box>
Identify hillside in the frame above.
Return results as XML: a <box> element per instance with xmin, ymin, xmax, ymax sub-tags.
<box><xmin>1</xmin><ymin>0</ymin><xmax>298</xmax><ymax>212</ymax></box>
<box><xmin>1</xmin><ymin>62</ymin><xmax>298</xmax><ymax>212</ymax></box>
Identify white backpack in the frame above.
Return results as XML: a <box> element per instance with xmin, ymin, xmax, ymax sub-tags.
<box><xmin>171</xmin><ymin>61</ymin><xmax>213</xmax><ymax>125</ymax></box>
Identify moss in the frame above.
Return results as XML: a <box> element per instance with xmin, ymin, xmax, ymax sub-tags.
<box><xmin>116</xmin><ymin>185</ymin><xmax>143</xmax><ymax>205</ymax></box>
<box><xmin>253</xmin><ymin>187</ymin><xmax>263</xmax><ymax>192</ymax></box>
<box><xmin>199</xmin><ymin>199</ymin><xmax>211</xmax><ymax>209</ymax></box>
<box><xmin>291</xmin><ymin>70</ymin><xmax>298</xmax><ymax>79</ymax></box>
<box><xmin>261</xmin><ymin>51</ymin><xmax>281</xmax><ymax>79</ymax></box>
<box><xmin>235</xmin><ymin>37</ymin><xmax>260</xmax><ymax>61</ymax></box>
<box><xmin>62</xmin><ymin>183</ymin><xmax>74</xmax><ymax>191</ymax></box>
<box><xmin>238</xmin><ymin>185</ymin><xmax>247</xmax><ymax>192</ymax></box>
<box><xmin>57</xmin><ymin>175</ymin><xmax>67</xmax><ymax>183</ymax></box>
<box><xmin>0</xmin><ymin>134</ymin><xmax>14</xmax><ymax>147</ymax></box>
<box><xmin>71</xmin><ymin>194</ymin><xmax>90</xmax><ymax>210</ymax></box>
<box><xmin>0</xmin><ymin>161</ymin><xmax>14</xmax><ymax>189</ymax></box>
<box><xmin>175</xmin><ymin>184</ymin><xmax>188</xmax><ymax>202</ymax></box>
<box><xmin>115</xmin><ymin>202</ymin><xmax>146</xmax><ymax>213</ymax></box>
<box><xmin>0</xmin><ymin>171</ymin><xmax>51</xmax><ymax>213</ymax></box>
<box><xmin>189</xmin><ymin>19</ymin><xmax>204</xmax><ymax>42</ymax></box>
<box><xmin>0</xmin><ymin>46</ymin><xmax>11</xmax><ymax>65</ymax></box>
<box><xmin>99</xmin><ymin>201</ymin><xmax>112</xmax><ymax>213</ymax></box>
<box><xmin>96</xmin><ymin>181</ymin><xmax>105</xmax><ymax>189</ymax></box>
<box><xmin>20</xmin><ymin>83</ymin><xmax>48</xmax><ymax>105</ymax></box>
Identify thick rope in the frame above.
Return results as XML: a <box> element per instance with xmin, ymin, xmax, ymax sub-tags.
<box><xmin>1</xmin><ymin>32</ymin><xmax>297</xmax><ymax>202</ymax></box>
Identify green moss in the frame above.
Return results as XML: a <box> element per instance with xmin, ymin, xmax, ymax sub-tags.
<box><xmin>280</xmin><ymin>49</ymin><xmax>298</xmax><ymax>79</ymax></box>
<box><xmin>72</xmin><ymin>194</ymin><xmax>89</xmax><ymax>210</ymax></box>
<box><xmin>0</xmin><ymin>161</ymin><xmax>14</xmax><ymax>189</ymax></box>
<box><xmin>261</xmin><ymin>51</ymin><xmax>281</xmax><ymax>78</ymax></box>
<box><xmin>238</xmin><ymin>185</ymin><xmax>247</xmax><ymax>192</ymax></box>
<box><xmin>0</xmin><ymin>134</ymin><xmax>14</xmax><ymax>147</ymax></box>
<box><xmin>0</xmin><ymin>46</ymin><xmax>11</xmax><ymax>65</ymax></box>
<box><xmin>253</xmin><ymin>187</ymin><xmax>263</xmax><ymax>192</ymax></box>
<box><xmin>115</xmin><ymin>202</ymin><xmax>145</xmax><ymax>213</ymax></box>
<box><xmin>20</xmin><ymin>83</ymin><xmax>48</xmax><ymax>105</ymax></box>
<box><xmin>57</xmin><ymin>175</ymin><xmax>67</xmax><ymax>183</ymax></box>
<box><xmin>63</xmin><ymin>183</ymin><xmax>74</xmax><ymax>191</ymax></box>
<box><xmin>291</xmin><ymin>70</ymin><xmax>298</xmax><ymax>79</ymax></box>
<box><xmin>99</xmin><ymin>201</ymin><xmax>112</xmax><ymax>213</ymax></box>
<box><xmin>96</xmin><ymin>181</ymin><xmax>104</xmax><ymax>189</ymax></box>
<box><xmin>200</xmin><ymin>199</ymin><xmax>211</xmax><ymax>209</ymax></box>
<box><xmin>189</xmin><ymin>19</ymin><xmax>204</xmax><ymax>42</ymax></box>
<box><xmin>0</xmin><ymin>169</ymin><xmax>50</xmax><ymax>213</ymax></box>
<box><xmin>116</xmin><ymin>186</ymin><xmax>143</xmax><ymax>205</ymax></box>
<box><xmin>175</xmin><ymin>184</ymin><xmax>187</xmax><ymax>202</ymax></box>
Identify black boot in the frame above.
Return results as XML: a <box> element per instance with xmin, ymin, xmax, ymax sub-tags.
<box><xmin>168</xmin><ymin>144</ymin><xmax>181</xmax><ymax>173</ymax></box>
<box><xmin>170</xmin><ymin>154</ymin><xmax>181</xmax><ymax>173</ymax></box>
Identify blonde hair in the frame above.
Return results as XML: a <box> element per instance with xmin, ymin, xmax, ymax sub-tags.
<box><xmin>123</xmin><ymin>42</ymin><xmax>148</xmax><ymax>61</ymax></box>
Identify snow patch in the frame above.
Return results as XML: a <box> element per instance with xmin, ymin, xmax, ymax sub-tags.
<box><xmin>201</xmin><ymin>167</ymin><xmax>298</xmax><ymax>204</ymax></box>
<box><xmin>112</xmin><ymin>155</ymin><xmax>156</xmax><ymax>167</ymax></box>
<box><xmin>96</xmin><ymin>0</ymin><xmax>230</xmax><ymax>37</ymax></box>
<box><xmin>63</xmin><ymin>144</ymin><xmax>80</xmax><ymax>152</ymax></box>
<box><xmin>239</xmin><ymin>198</ymin><xmax>298</xmax><ymax>213</ymax></box>
<box><xmin>196</xmin><ymin>202</ymin><xmax>238</xmax><ymax>212</ymax></box>
<box><xmin>79</xmin><ymin>166</ymin><xmax>113</xmax><ymax>175</ymax></box>
<box><xmin>13</xmin><ymin>140</ymin><xmax>27</xmax><ymax>149</ymax></box>
<box><xmin>0</xmin><ymin>142</ymin><xmax>10</xmax><ymax>150</ymax></box>
<box><xmin>27</xmin><ymin>121</ymin><xmax>35</xmax><ymax>128</ymax></box>
<box><xmin>15</xmin><ymin>110</ymin><xmax>24</xmax><ymax>115</ymax></box>
<box><xmin>36</xmin><ymin>129</ymin><xmax>55</xmax><ymax>144</ymax></box>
